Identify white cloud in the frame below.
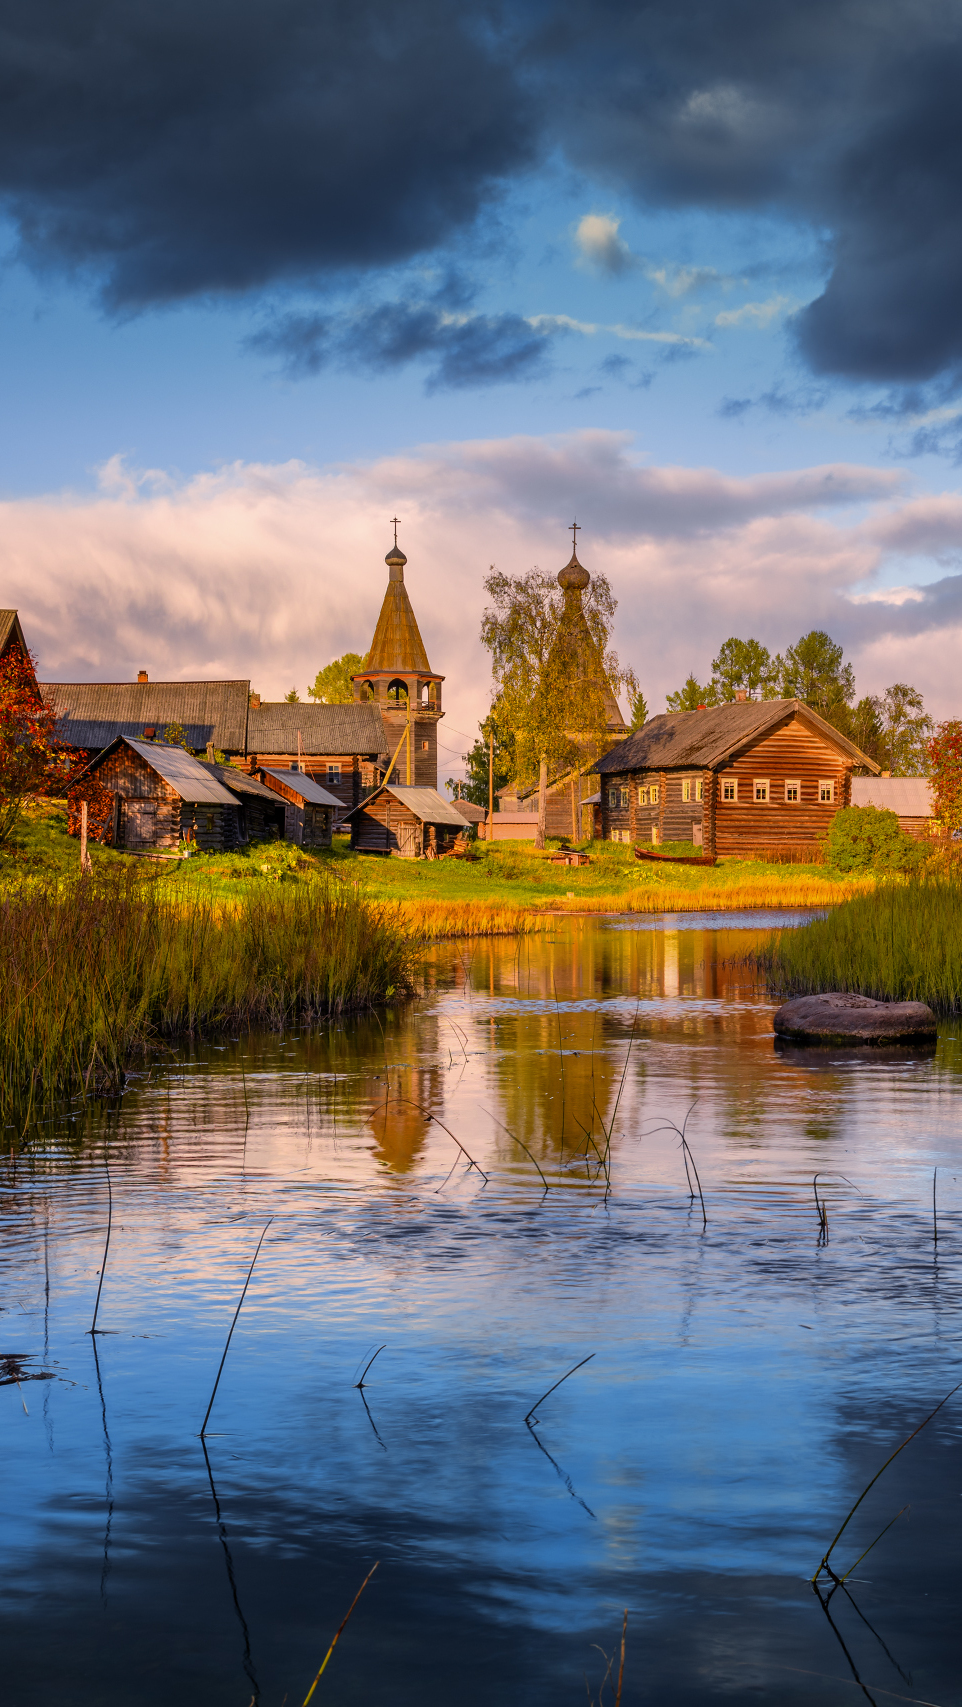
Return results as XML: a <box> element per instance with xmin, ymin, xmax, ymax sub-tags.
<box><xmin>715</xmin><ymin>295</ymin><xmax>795</xmax><ymax>328</ymax></box>
<box><xmin>1</xmin><ymin>434</ymin><xmax>958</xmax><ymax>760</ymax></box>
<box><xmin>526</xmin><ymin>313</ymin><xmax>711</xmax><ymax>349</ymax></box>
<box><xmin>573</xmin><ymin>213</ymin><xmax>636</xmax><ymax>276</ymax></box>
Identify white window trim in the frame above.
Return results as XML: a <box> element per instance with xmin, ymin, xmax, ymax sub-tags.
<box><xmin>721</xmin><ymin>777</ymin><xmax>738</xmax><ymax>802</ymax></box>
<box><xmin>753</xmin><ymin>778</ymin><xmax>770</xmax><ymax>803</ymax></box>
<box><xmin>819</xmin><ymin>779</ymin><xmax>836</xmax><ymax>803</ymax></box>
<box><xmin>784</xmin><ymin>779</ymin><xmax>800</xmax><ymax>803</ymax></box>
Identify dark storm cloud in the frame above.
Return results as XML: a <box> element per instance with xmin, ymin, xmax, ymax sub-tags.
<box><xmin>4</xmin><ymin>0</ymin><xmax>962</xmax><ymax>389</ymax></box>
<box><xmin>248</xmin><ymin>302</ymin><xmax>551</xmax><ymax>390</ymax></box>
<box><xmin>0</xmin><ymin>0</ymin><xmax>533</xmax><ymax>306</ymax></box>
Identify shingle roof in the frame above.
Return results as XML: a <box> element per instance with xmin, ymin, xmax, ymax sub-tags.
<box><xmin>40</xmin><ymin>679</ymin><xmax>250</xmax><ymax>753</ymax></box>
<box><xmin>78</xmin><ymin>737</ymin><xmax>239</xmax><ymax>804</ymax></box>
<box><xmin>247</xmin><ymin>702</ymin><xmax>388</xmax><ymax>756</ymax></box>
<box><xmin>594</xmin><ymin>699</ymin><xmax>879</xmax><ymax>774</ymax></box>
<box><xmin>0</xmin><ymin>610</ymin><xmax>29</xmax><ymax>658</ymax></box>
<box><xmin>260</xmin><ymin>769</ymin><xmax>344</xmax><ymax>807</ymax></box>
<box><xmin>452</xmin><ymin>800</ymin><xmax>487</xmax><ymax>823</ymax></box>
<box><xmin>364</xmin><ymin>578</ymin><xmax>432</xmax><ymax>673</ymax></box>
<box><xmin>344</xmin><ymin>784</ymin><xmax>467</xmax><ymax>826</ymax></box>
<box><xmin>851</xmin><ymin>776</ymin><xmax>933</xmax><ymax>815</ymax></box>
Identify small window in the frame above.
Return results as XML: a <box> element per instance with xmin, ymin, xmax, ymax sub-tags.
<box><xmin>819</xmin><ymin>779</ymin><xmax>835</xmax><ymax>804</ymax></box>
<box><xmin>638</xmin><ymin>785</ymin><xmax>648</xmax><ymax>806</ymax></box>
<box><xmin>610</xmin><ymin>828</ymin><xmax>629</xmax><ymax>843</ymax></box>
<box><xmin>608</xmin><ymin>787</ymin><xmax>619</xmax><ymax>808</ymax></box>
<box><xmin>754</xmin><ymin>779</ymin><xmax>769</xmax><ymax>803</ymax></box>
<box><xmin>694</xmin><ymin>778</ymin><xmax>703</xmax><ymax>802</ymax></box>
<box><xmin>722</xmin><ymin>778</ymin><xmax>737</xmax><ymax>802</ymax></box>
<box><xmin>785</xmin><ymin>780</ymin><xmax>800</xmax><ymax>803</ymax></box>
<box><xmin>421</xmin><ymin>740</ymin><xmax>429</xmax><ymax>752</ymax></box>
<box><xmin>649</xmin><ymin>784</ymin><xmax>660</xmax><ymax>804</ymax></box>
<box><xmin>327</xmin><ymin>763</ymin><xmax>341</xmax><ymax>781</ymax></box>
<box><xmin>682</xmin><ymin>778</ymin><xmax>691</xmax><ymax>802</ymax></box>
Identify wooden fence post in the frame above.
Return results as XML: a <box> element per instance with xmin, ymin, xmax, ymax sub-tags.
<box><xmin>80</xmin><ymin>799</ymin><xmax>92</xmax><ymax>874</ymax></box>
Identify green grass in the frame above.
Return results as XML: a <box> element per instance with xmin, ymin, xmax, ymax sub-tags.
<box><xmin>758</xmin><ymin>875</ymin><xmax>962</xmax><ymax>1014</ymax></box>
<box><xmin>0</xmin><ymin>865</ymin><xmax>419</xmax><ymax>1129</ymax></box>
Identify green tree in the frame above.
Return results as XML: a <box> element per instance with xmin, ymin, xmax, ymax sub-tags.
<box><xmin>880</xmin><ymin>683</ymin><xmax>933</xmax><ymax>775</ymax></box>
<box><xmin>780</xmin><ymin>630</ymin><xmax>855</xmax><ymax>716</ymax></box>
<box><xmin>825</xmin><ymin>805</ymin><xmax>929</xmax><ymax>874</ymax></box>
<box><xmin>710</xmin><ymin>636</ymin><xmax>779</xmax><ymax>701</ymax></box>
<box><xmin>457</xmin><ymin>710</ymin><xmax>517</xmax><ymax>809</ymax></box>
<box><xmin>162</xmin><ymin>721</ymin><xmax>192</xmax><ymax>751</ymax></box>
<box><xmin>628</xmin><ymin>686</ymin><xmax>648</xmax><ymax>731</ymax></box>
<box><xmin>284</xmin><ymin>687</ymin><xmax>300</xmax><ymax>704</ymax></box>
<box><xmin>309</xmin><ymin>651</ymin><xmax>365</xmax><ymax>704</ymax></box>
<box><xmin>666</xmin><ymin>674</ymin><xmax>718</xmax><ymax>713</ymax></box>
<box><xmin>844</xmin><ymin>696</ymin><xmax>886</xmax><ymax>767</ymax></box>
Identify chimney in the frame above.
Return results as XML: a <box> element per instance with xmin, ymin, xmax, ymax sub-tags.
<box><xmin>697</xmin><ymin>703</ymin><xmax>706</xmax><ymax>711</ymax></box>
<box><xmin>735</xmin><ymin>688</ymin><xmax>748</xmax><ymax>702</ymax></box>
<box><xmin>881</xmin><ymin>769</ymin><xmax>891</xmax><ymax>778</ymax></box>
<box><xmin>250</xmin><ymin>692</ymin><xmax>261</xmax><ymax>709</ymax></box>
<box><xmin>206</xmin><ymin>740</ymin><xmax>215</xmax><ymax>762</ymax></box>
<box><xmin>138</xmin><ymin>670</ymin><xmax>148</xmax><ymax>683</ymax></box>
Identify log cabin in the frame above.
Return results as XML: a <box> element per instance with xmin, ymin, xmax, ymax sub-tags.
<box><xmin>594</xmin><ymin>699</ymin><xmax>879</xmax><ymax>857</ymax></box>
<box><xmin>256</xmin><ymin>768</ymin><xmax>342</xmax><ymax>847</ymax></box>
<box><xmin>70</xmin><ymin>737</ymin><xmax>245</xmax><ymax>852</ymax></box>
<box><xmin>345</xmin><ymin>784</ymin><xmax>468</xmax><ymax>857</ymax></box>
<box><xmin>246</xmin><ymin>701</ymin><xmax>389</xmax><ymax>815</ymax></box>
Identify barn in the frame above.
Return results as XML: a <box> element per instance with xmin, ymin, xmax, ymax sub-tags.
<box><xmin>595</xmin><ymin>699</ymin><xmax>878</xmax><ymax>858</ymax></box>
<box><xmin>850</xmin><ymin>775</ymin><xmax>934</xmax><ymax>837</ymax></box>
<box><xmin>256</xmin><ymin>769</ymin><xmax>342</xmax><ymax>848</ymax></box>
<box><xmin>345</xmin><ymin>784</ymin><xmax>468</xmax><ymax>857</ymax></box>
<box><xmin>71</xmin><ymin>737</ymin><xmax>244</xmax><ymax>852</ymax></box>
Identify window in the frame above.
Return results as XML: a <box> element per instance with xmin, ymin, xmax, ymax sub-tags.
<box><xmin>638</xmin><ymin>785</ymin><xmax>648</xmax><ymax>805</ymax></box>
<box><xmin>785</xmin><ymin>780</ymin><xmax>800</xmax><ymax>803</ymax></box>
<box><xmin>695</xmin><ymin>778</ymin><xmax>703</xmax><ymax>802</ymax></box>
<box><xmin>682</xmin><ymin>778</ymin><xmax>691</xmax><ymax>802</ymax></box>
<box><xmin>682</xmin><ymin>778</ymin><xmax>703</xmax><ymax>803</ymax></box>
<box><xmin>819</xmin><ymin>779</ymin><xmax>835</xmax><ymax>804</ymax></box>
<box><xmin>421</xmin><ymin>740</ymin><xmax>429</xmax><ymax>752</ymax></box>
<box><xmin>649</xmin><ymin>784</ymin><xmax>660</xmax><ymax>804</ymax></box>
<box><xmin>754</xmin><ymin>779</ymin><xmax>770</xmax><ymax>803</ymax></box>
<box><xmin>609</xmin><ymin>828</ymin><xmax>630</xmax><ymax>843</ymax></box>
<box><xmin>608</xmin><ymin>786</ymin><xmax>628</xmax><ymax>809</ymax></box>
<box><xmin>721</xmin><ymin>778</ymin><xmax>738</xmax><ymax>802</ymax></box>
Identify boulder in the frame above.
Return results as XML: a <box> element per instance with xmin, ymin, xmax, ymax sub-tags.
<box><xmin>773</xmin><ymin>992</ymin><xmax>937</xmax><ymax>1044</ymax></box>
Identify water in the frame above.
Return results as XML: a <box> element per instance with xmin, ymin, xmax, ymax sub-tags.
<box><xmin>3</xmin><ymin>911</ymin><xmax>962</xmax><ymax>1707</ymax></box>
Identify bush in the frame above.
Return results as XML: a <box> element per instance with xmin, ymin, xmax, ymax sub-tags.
<box><xmin>825</xmin><ymin>804</ymin><xmax>929</xmax><ymax>874</ymax></box>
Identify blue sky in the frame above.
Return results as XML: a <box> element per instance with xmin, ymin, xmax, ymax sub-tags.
<box><xmin>2</xmin><ymin>1</ymin><xmax>962</xmax><ymax>763</ymax></box>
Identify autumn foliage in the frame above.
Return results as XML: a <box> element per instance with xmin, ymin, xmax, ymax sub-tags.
<box><xmin>0</xmin><ymin>642</ymin><xmax>70</xmax><ymax>843</ymax></box>
<box><xmin>928</xmin><ymin>720</ymin><xmax>962</xmax><ymax>831</ymax></box>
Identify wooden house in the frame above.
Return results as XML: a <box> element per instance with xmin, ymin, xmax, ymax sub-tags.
<box><xmin>257</xmin><ymin>768</ymin><xmax>342</xmax><ymax>847</ymax></box>
<box><xmin>39</xmin><ymin>673</ymin><xmax>250</xmax><ymax>758</ymax></box>
<box><xmin>246</xmin><ymin>702</ymin><xmax>390</xmax><ymax>814</ymax></box>
<box><xmin>202</xmin><ymin>763</ymin><xmax>287</xmax><ymax>842</ymax></box>
<box><xmin>0</xmin><ymin>610</ymin><xmax>36</xmax><ymax>685</ymax></box>
<box><xmin>345</xmin><ymin>784</ymin><xmax>468</xmax><ymax>857</ymax></box>
<box><xmin>851</xmin><ymin>776</ymin><xmax>934</xmax><ymax>837</ymax></box>
<box><xmin>594</xmin><ymin>700</ymin><xmax>879</xmax><ymax>857</ymax></box>
<box><xmin>71</xmin><ymin>737</ymin><xmax>244</xmax><ymax>852</ymax></box>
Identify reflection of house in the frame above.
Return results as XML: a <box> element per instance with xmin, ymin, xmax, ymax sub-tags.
<box><xmin>257</xmin><ymin>768</ymin><xmax>341</xmax><ymax>847</ymax></box>
<box><xmin>351</xmin><ymin>532</ymin><xmax>444</xmax><ymax>788</ymax></box>
<box><xmin>345</xmin><ymin>784</ymin><xmax>467</xmax><ymax>857</ymax></box>
<box><xmin>595</xmin><ymin>700</ymin><xmax>879</xmax><ymax>856</ymax></box>
<box><xmin>851</xmin><ymin>775</ymin><xmax>934</xmax><ymax>837</ymax></box>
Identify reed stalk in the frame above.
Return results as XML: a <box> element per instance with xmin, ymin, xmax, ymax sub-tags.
<box><xmin>524</xmin><ymin>1353</ymin><xmax>595</xmax><ymax>1423</ymax></box>
<box><xmin>302</xmin><ymin>1561</ymin><xmax>379</xmax><ymax>1705</ymax></box>
<box><xmin>199</xmin><ymin>1219</ymin><xmax>272</xmax><ymax>1437</ymax></box>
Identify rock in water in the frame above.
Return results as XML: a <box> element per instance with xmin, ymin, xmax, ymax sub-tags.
<box><xmin>773</xmin><ymin>992</ymin><xmax>937</xmax><ymax>1043</ymax></box>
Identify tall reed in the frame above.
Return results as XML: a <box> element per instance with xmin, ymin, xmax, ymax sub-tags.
<box><xmin>0</xmin><ymin>871</ymin><xmax>419</xmax><ymax>1126</ymax></box>
<box><xmin>757</xmin><ymin>874</ymin><xmax>962</xmax><ymax>1014</ymax></box>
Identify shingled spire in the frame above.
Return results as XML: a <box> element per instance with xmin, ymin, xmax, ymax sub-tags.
<box><xmin>364</xmin><ymin>530</ymin><xmax>433</xmax><ymax>673</ymax></box>
<box><xmin>352</xmin><ymin>527</ymin><xmax>444</xmax><ymax>787</ymax></box>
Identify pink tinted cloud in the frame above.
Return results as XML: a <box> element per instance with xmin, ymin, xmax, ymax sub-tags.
<box><xmin>0</xmin><ymin>432</ymin><xmax>959</xmax><ymax>766</ymax></box>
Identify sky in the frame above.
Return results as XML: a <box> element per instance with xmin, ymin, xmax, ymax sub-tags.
<box><xmin>2</xmin><ymin>0</ymin><xmax>962</xmax><ymax>782</ymax></box>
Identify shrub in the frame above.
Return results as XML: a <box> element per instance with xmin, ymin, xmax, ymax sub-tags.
<box><xmin>825</xmin><ymin>804</ymin><xmax>929</xmax><ymax>874</ymax></box>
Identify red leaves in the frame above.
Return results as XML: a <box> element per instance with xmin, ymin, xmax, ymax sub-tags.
<box><xmin>928</xmin><ymin>720</ymin><xmax>962</xmax><ymax>831</ymax></box>
<box><xmin>0</xmin><ymin>642</ymin><xmax>70</xmax><ymax>842</ymax></box>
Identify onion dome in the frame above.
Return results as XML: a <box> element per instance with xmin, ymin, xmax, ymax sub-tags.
<box><xmin>385</xmin><ymin>540</ymin><xmax>407</xmax><ymax>582</ymax></box>
<box><xmin>558</xmin><ymin>549</ymin><xmax>590</xmax><ymax>593</ymax></box>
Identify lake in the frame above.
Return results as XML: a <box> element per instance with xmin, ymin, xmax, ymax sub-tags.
<box><xmin>3</xmin><ymin>911</ymin><xmax>961</xmax><ymax>1706</ymax></box>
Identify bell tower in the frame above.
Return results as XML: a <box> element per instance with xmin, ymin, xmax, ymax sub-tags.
<box><xmin>352</xmin><ymin>524</ymin><xmax>444</xmax><ymax>787</ymax></box>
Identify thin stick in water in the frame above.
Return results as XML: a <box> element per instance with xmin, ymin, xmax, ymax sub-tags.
<box><xmin>933</xmin><ymin>1166</ymin><xmax>938</xmax><ymax>1246</ymax></box>
<box><xmin>615</xmin><ymin>1610</ymin><xmax>628</xmax><ymax>1707</ymax></box>
<box><xmin>88</xmin><ymin>1141</ymin><xmax>113</xmax><ymax>1335</ymax></box>
<box><xmin>199</xmin><ymin>1219</ymin><xmax>273</xmax><ymax>1437</ymax></box>
<box><xmin>354</xmin><ymin>1345</ymin><xmax>386</xmax><ymax>1389</ymax></box>
<box><xmin>524</xmin><ymin>1353</ymin><xmax>595</xmax><ymax>1423</ymax></box>
<box><xmin>302</xmin><ymin>1560</ymin><xmax>379</xmax><ymax>1705</ymax></box>
<box><xmin>483</xmin><ymin>1106</ymin><xmax>549</xmax><ymax>1193</ymax></box>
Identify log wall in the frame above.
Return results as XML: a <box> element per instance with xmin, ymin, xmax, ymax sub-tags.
<box><xmin>711</xmin><ymin>720</ymin><xmax>850</xmax><ymax>856</ymax></box>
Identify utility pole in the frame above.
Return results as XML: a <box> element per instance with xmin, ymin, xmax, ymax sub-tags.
<box><xmin>488</xmin><ymin>728</ymin><xmax>494</xmax><ymax>840</ymax></box>
<box><xmin>406</xmin><ymin>686</ymin><xmax>412</xmax><ymax>785</ymax></box>
<box><xmin>79</xmin><ymin>799</ymin><xmax>92</xmax><ymax>874</ymax></box>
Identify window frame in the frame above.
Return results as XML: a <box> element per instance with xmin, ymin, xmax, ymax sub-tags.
<box><xmin>649</xmin><ymin>783</ymin><xmax>660</xmax><ymax>804</ymax></box>
<box><xmin>682</xmin><ymin>778</ymin><xmax>691</xmax><ymax>802</ymax></box>
<box><xmin>721</xmin><ymin>777</ymin><xmax>738</xmax><ymax>803</ymax></box>
<box><xmin>819</xmin><ymin>778</ymin><xmax>836</xmax><ymax>804</ymax></box>
<box><xmin>784</xmin><ymin>779</ymin><xmax>800</xmax><ymax>803</ymax></box>
<box><xmin>637</xmin><ymin>785</ymin><xmax>648</xmax><ymax>806</ymax></box>
<box><xmin>753</xmin><ymin>778</ymin><xmax>770</xmax><ymax>804</ymax></box>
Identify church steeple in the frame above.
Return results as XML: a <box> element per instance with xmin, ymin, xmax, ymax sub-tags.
<box><xmin>549</xmin><ymin>525</ymin><xmax>626</xmax><ymax>732</ymax></box>
<box><xmin>352</xmin><ymin>526</ymin><xmax>444</xmax><ymax>786</ymax></box>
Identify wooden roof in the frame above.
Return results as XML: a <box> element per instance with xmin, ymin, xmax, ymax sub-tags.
<box><xmin>200</xmin><ymin>762</ymin><xmax>281</xmax><ymax>802</ymax></box>
<box><xmin>40</xmin><ymin>678</ymin><xmax>250</xmax><ymax>753</ymax></box>
<box><xmin>247</xmin><ymin>702</ymin><xmax>388</xmax><ymax>756</ymax></box>
<box><xmin>78</xmin><ymin>738</ymin><xmax>240</xmax><ymax>804</ymax></box>
<box><xmin>451</xmin><ymin>800</ymin><xmax>487</xmax><ymax>823</ymax></box>
<box><xmin>363</xmin><ymin>571</ymin><xmax>433</xmax><ymax>674</ymax></box>
<box><xmin>0</xmin><ymin>609</ymin><xmax>29</xmax><ymax>659</ymax></box>
<box><xmin>594</xmin><ymin>699</ymin><xmax>880</xmax><ymax>774</ymax></box>
<box><xmin>344</xmin><ymin>784</ymin><xmax>467</xmax><ymax>826</ymax></box>
<box><xmin>260</xmin><ymin>769</ymin><xmax>343</xmax><ymax>807</ymax></box>
<box><xmin>851</xmin><ymin>776</ymin><xmax>933</xmax><ymax>815</ymax></box>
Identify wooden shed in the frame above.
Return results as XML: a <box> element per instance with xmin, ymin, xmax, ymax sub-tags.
<box><xmin>247</xmin><ymin>703</ymin><xmax>390</xmax><ymax>815</ymax></box>
<box><xmin>203</xmin><ymin>763</ymin><xmax>286</xmax><ymax>843</ymax></box>
<box><xmin>345</xmin><ymin>785</ymin><xmax>468</xmax><ymax>857</ymax></box>
<box><xmin>594</xmin><ymin>700</ymin><xmax>879</xmax><ymax>858</ymax></box>
<box><xmin>70</xmin><ymin>737</ymin><xmax>242</xmax><ymax>852</ymax></box>
<box><xmin>850</xmin><ymin>776</ymin><xmax>934</xmax><ymax>837</ymax></box>
<box><xmin>257</xmin><ymin>768</ymin><xmax>342</xmax><ymax>847</ymax></box>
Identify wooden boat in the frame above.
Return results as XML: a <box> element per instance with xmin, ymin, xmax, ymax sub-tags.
<box><xmin>634</xmin><ymin>846</ymin><xmax>717</xmax><ymax>867</ymax></box>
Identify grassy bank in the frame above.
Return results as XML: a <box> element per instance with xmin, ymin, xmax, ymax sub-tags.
<box><xmin>0</xmin><ymin>871</ymin><xmax>419</xmax><ymax>1126</ymax></box>
<box><xmin>758</xmin><ymin>876</ymin><xmax>962</xmax><ymax>1014</ymax></box>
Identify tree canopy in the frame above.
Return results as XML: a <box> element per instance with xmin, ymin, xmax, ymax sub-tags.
<box><xmin>0</xmin><ymin>644</ymin><xmax>68</xmax><ymax>843</ymax></box>
<box><xmin>309</xmin><ymin>651</ymin><xmax>365</xmax><ymax>704</ymax></box>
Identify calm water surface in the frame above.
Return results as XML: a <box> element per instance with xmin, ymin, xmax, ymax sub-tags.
<box><xmin>3</xmin><ymin>912</ymin><xmax>962</xmax><ymax>1706</ymax></box>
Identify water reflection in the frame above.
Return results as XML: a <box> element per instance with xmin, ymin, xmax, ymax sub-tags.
<box><xmin>2</xmin><ymin>912</ymin><xmax>961</xmax><ymax>1706</ymax></box>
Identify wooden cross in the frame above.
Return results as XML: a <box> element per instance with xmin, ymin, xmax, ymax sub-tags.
<box><xmin>570</xmin><ymin>519</ymin><xmax>580</xmax><ymax>550</ymax></box>
<box><xmin>391</xmin><ymin>516</ymin><xmax>401</xmax><ymax>546</ymax></box>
